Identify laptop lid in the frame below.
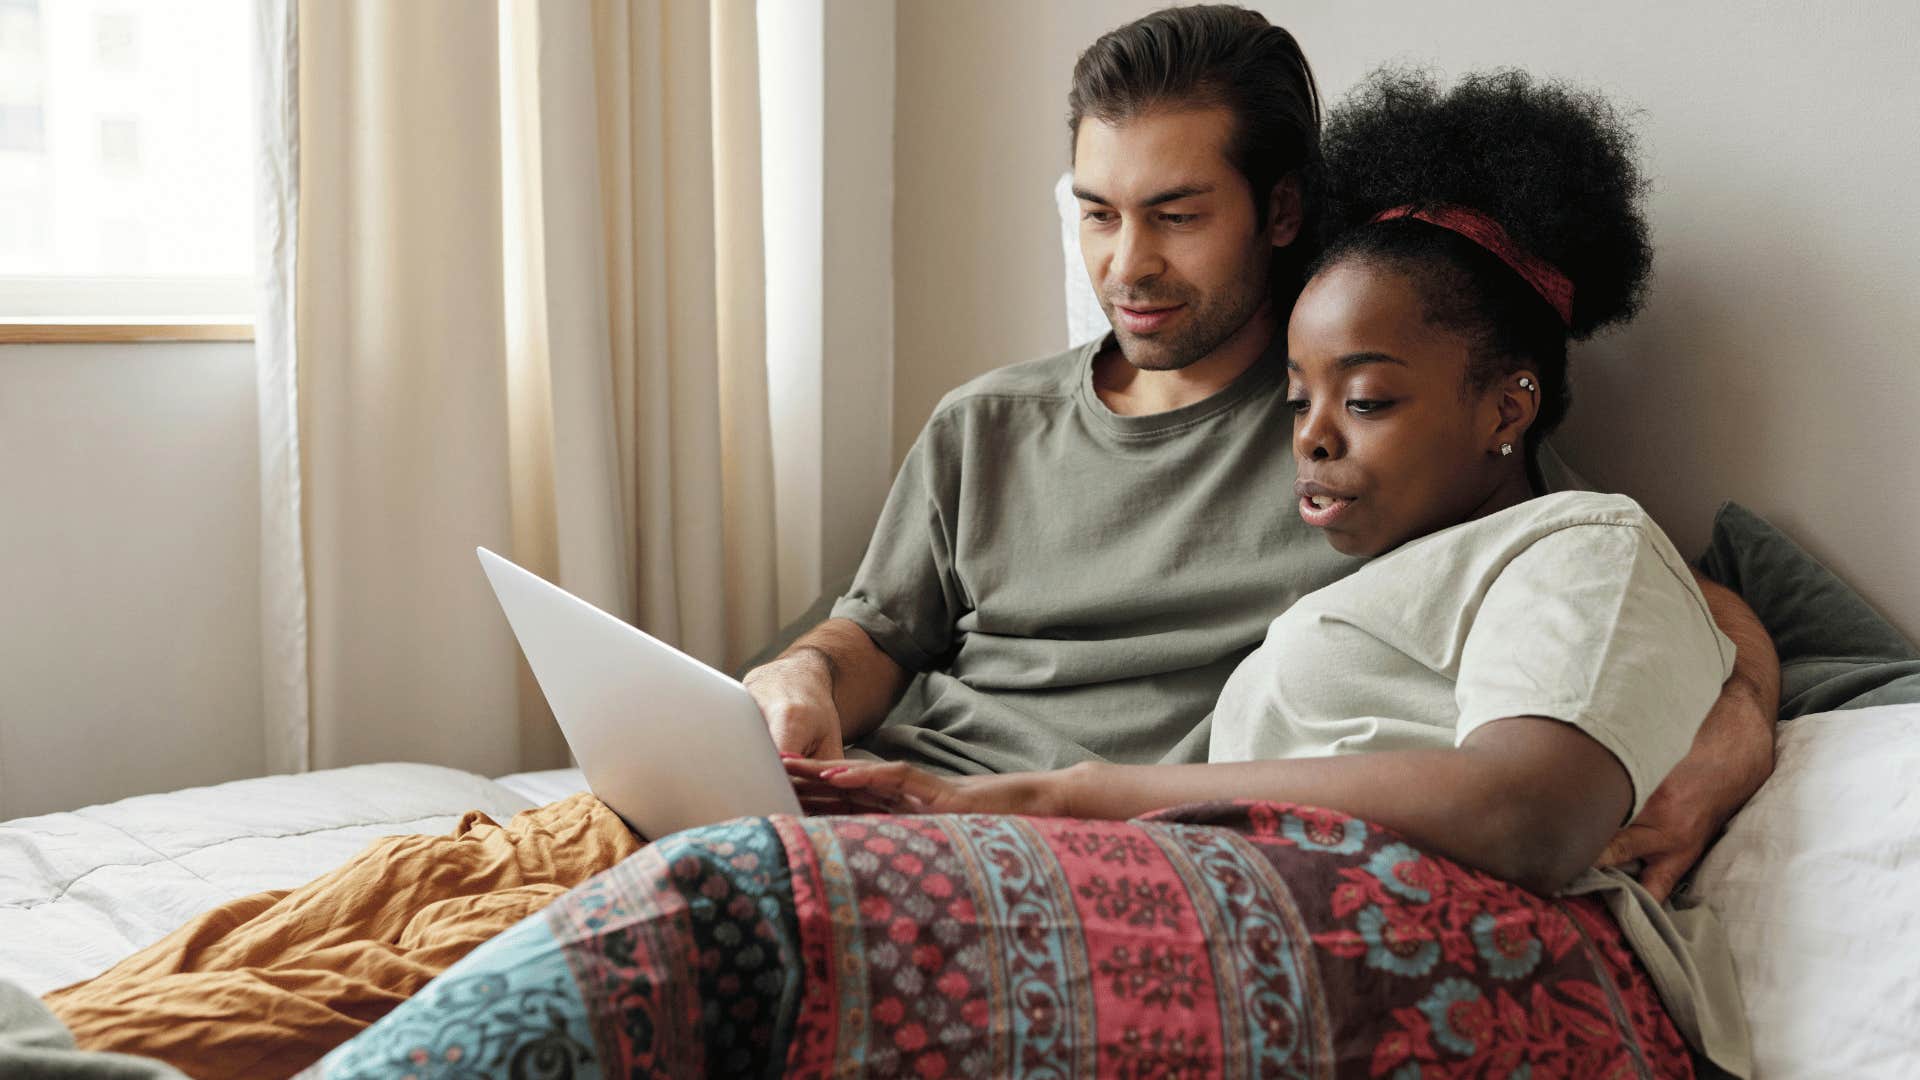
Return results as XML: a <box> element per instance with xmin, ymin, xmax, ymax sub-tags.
<box><xmin>477</xmin><ymin>547</ymin><xmax>801</xmax><ymax>838</ymax></box>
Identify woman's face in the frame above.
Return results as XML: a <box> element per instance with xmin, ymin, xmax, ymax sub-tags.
<box><xmin>1284</xmin><ymin>259</ymin><xmax>1533</xmax><ymax>557</ymax></box>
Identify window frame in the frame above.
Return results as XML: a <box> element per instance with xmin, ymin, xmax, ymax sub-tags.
<box><xmin>0</xmin><ymin>275</ymin><xmax>255</xmax><ymax>342</ymax></box>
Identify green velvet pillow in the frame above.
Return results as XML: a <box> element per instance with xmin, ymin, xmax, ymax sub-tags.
<box><xmin>1696</xmin><ymin>501</ymin><xmax>1920</xmax><ymax>719</ymax></box>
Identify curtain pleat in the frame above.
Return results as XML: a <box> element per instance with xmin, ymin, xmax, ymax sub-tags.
<box><xmin>295</xmin><ymin>0</ymin><xmax>521</xmax><ymax>774</ymax></box>
<box><xmin>712</xmin><ymin>0</ymin><xmax>780</xmax><ymax>670</ymax></box>
<box><xmin>256</xmin><ymin>0</ymin><xmax>781</xmax><ymax>775</ymax></box>
<box><xmin>252</xmin><ymin>0</ymin><xmax>310</xmax><ymax>775</ymax></box>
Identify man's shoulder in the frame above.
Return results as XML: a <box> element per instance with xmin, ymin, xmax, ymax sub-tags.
<box><xmin>928</xmin><ymin>340</ymin><xmax>1095</xmax><ymax>421</ymax></box>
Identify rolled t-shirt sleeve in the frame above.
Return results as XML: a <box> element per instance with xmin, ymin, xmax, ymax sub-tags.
<box><xmin>829</xmin><ymin>414</ymin><xmax>969</xmax><ymax>673</ymax></box>
<box><xmin>1454</xmin><ymin>520</ymin><xmax>1735</xmax><ymax>819</ymax></box>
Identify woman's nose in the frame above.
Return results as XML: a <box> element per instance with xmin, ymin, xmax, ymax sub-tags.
<box><xmin>1293</xmin><ymin>403</ymin><xmax>1343</xmax><ymax>461</ymax></box>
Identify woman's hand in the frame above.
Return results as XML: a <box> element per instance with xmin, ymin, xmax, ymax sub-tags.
<box><xmin>784</xmin><ymin>757</ymin><xmax>1078</xmax><ymax>817</ymax></box>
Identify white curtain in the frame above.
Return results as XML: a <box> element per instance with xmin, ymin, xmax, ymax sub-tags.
<box><xmin>253</xmin><ymin>0</ymin><xmax>780</xmax><ymax>777</ymax></box>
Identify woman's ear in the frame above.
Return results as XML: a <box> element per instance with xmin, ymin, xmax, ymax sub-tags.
<box><xmin>1266</xmin><ymin>174</ymin><xmax>1303</xmax><ymax>248</ymax></box>
<box><xmin>1490</xmin><ymin>371</ymin><xmax>1542</xmax><ymax>451</ymax></box>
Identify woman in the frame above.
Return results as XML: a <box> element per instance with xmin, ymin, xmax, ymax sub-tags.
<box><xmin>307</xmin><ymin>70</ymin><xmax>1748</xmax><ymax>1079</ymax></box>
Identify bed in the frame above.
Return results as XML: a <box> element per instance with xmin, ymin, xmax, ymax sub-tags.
<box><xmin>0</xmin><ymin>762</ymin><xmax>586</xmax><ymax>999</ymax></box>
<box><xmin>5</xmin><ymin>702</ymin><xmax>1918</xmax><ymax>1077</ymax></box>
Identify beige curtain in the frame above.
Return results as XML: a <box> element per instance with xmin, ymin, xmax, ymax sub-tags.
<box><xmin>260</xmin><ymin>0</ymin><xmax>778</xmax><ymax>776</ymax></box>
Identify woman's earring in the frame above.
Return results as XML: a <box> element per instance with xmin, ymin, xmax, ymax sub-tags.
<box><xmin>1500</xmin><ymin>443</ymin><xmax>1514</xmax><ymax>456</ymax></box>
<box><xmin>1518</xmin><ymin>377</ymin><xmax>1535</xmax><ymax>391</ymax></box>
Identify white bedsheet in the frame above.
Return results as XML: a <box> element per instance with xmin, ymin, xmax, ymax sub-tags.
<box><xmin>493</xmin><ymin>767</ymin><xmax>589</xmax><ymax>807</ymax></box>
<box><xmin>0</xmin><ymin>763</ymin><xmax>535</xmax><ymax>996</ymax></box>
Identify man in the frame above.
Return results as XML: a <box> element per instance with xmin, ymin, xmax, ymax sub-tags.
<box><xmin>745</xmin><ymin>4</ymin><xmax>1776</xmax><ymax>901</ymax></box>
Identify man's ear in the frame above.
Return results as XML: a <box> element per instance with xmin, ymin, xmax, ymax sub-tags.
<box><xmin>1266</xmin><ymin>174</ymin><xmax>1304</xmax><ymax>248</ymax></box>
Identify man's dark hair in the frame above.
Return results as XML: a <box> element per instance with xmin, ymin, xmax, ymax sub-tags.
<box><xmin>1068</xmin><ymin>5</ymin><xmax>1322</xmax><ymax>293</ymax></box>
<box><xmin>1312</xmin><ymin>66</ymin><xmax>1653</xmax><ymax>463</ymax></box>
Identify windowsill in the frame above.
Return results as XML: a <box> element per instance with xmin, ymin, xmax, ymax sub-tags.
<box><xmin>0</xmin><ymin>318</ymin><xmax>255</xmax><ymax>344</ymax></box>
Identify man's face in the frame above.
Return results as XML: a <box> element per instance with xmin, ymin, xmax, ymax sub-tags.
<box><xmin>1073</xmin><ymin>106</ymin><xmax>1296</xmax><ymax>371</ymax></box>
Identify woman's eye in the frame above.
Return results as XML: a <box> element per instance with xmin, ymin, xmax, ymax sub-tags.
<box><xmin>1346</xmin><ymin>399</ymin><xmax>1393</xmax><ymax>415</ymax></box>
<box><xmin>1285</xmin><ymin>399</ymin><xmax>1310</xmax><ymax>416</ymax></box>
<box><xmin>1081</xmin><ymin>210</ymin><xmax>1116</xmax><ymax>225</ymax></box>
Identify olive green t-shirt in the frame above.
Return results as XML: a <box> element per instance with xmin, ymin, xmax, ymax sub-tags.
<box><xmin>831</xmin><ymin>335</ymin><xmax>1362</xmax><ymax>774</ymax></box>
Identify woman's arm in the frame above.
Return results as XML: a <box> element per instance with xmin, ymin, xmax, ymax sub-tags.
<box><xmin>795</xmin><ymin>714</ymin><xmax>1630</xmax><ymax>895</ymax></box>
<box><xmin>1068</xmin><ymin>717</ymin><xmax>1628</xmax><ymax>895</ymax></box>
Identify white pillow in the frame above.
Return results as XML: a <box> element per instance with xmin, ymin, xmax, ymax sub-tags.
<box><xmin>1055</xmin><ymin>171</ymin><xmax>1110</xmax><ymax>347</ymax></box>
<box><xmin>1691</xmin><ymin>703</ymin><xmax>1920</xmax><ymax>1078</ymax></box>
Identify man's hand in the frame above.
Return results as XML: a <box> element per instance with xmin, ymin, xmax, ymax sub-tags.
<box><xmin>1597</xmin><ymin>685</ymin><xmax>1775</xmax><ymax>901</ymax></box>
<box><xmin>1602</xmin><ymin>574</ymin><xmax>1783</xmax><ymax>902</ymax></box>
<box><xmin>784</xmin><ymin>757</ymin><xmax>1078</xmax><ymax>817</ymax></box>
<box><xmin>743</xmin><ymin>650</ymin><xmax>846</xmax><ymax>760</ymax></box>
<box><xmin>742</xmin><ymin>619</ymin><xmax>913</xmax><ymax>760</ymax></box>
<box><xmin>1597</xmin><ymin>770</ymin><xmax>1720</xmax><ymax>903</ymax></box>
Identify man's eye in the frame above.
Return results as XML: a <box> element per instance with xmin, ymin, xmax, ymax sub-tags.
<box><xmin>1081</xmin><ymin>210</ymin><xmax>1117</xmax><ymax>225</ymax></box>
<box><xmin>1285</xmin><ymin>399</ymin><xmax>1309</xmax><ymax>415</ymax></box>
<box><xmin>1160</xmin><ymin>213</ymin><xmax>1198</xmax><ymax>225</ymax></box>
<box><xmin>1347</xmin><ymin>399</ymin><xmax>1393</xmax><ymax>415</ymax></box>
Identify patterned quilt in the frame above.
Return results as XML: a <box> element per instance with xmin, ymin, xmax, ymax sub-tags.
<box><xmin>306</xmin><ymin>802</ymin><xmax>1692</xmax><ymax>1079</ymax></box>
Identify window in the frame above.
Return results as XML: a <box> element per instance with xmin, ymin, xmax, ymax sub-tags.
<box><xmin>0</xmin><ymin>0</ymin><xmax>253</xmax><ymax>321</ymax></box>
<box><xmin>0</xmin><ymin>103</ymin><xmax>43</xmax><ymax>152</ymax></box>
<box><xmin>93</xmin><ymin>10</ymin><xmax>137</xmax><ymax>70</ymax></box>
<box><xmin>0</xmin><ymin>0</ymin><xmax>38</xmax><ymax>54</ymax></box>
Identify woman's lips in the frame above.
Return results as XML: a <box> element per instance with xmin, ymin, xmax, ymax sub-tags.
<box><xmin>1114</xmin><ymin>303</ymin><xmax>1184</xmax><ymax>334</ymax></box>
<box><xmin>1298</xmin><ymin>493</ymin><xmax>1356</xmax><ymax>528</ymax></box>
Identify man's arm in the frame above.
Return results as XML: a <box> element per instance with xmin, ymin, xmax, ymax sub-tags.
<box><xmin>1597</xmin><ymin>574</ymin><xmax>1780</xmax><ymax>900</ymax></box>
<box><xmin>743</xmin><ymin>617</ymin><xmax>913</xmax><ymax>760</ymax></box>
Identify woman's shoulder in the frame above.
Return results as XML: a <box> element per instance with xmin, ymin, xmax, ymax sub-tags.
<box><xmin>1481</xmin><ymin>491</ymin><xmax>1693</xmax><ymax>583</ymax></box>
<box><xmin>1503</xmin><ymin>489</ymin><xmax>1653</xmax><ymax>531</ymax></box>
<box><xmin>1371</xmin><ymin>491</ymin><xmax>1693</xmax><ymax>604</ymax></box>
<box><xmin>1389</xmin><ymin>491</ymin><xmax>1660</xmax><ymax>565</ymax></box>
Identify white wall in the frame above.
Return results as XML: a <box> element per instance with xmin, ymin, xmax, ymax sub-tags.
<box><xmin>0</xmin><ymin>343</ymin><xmax>262</xmax><ymax>818</ymax></box>
<box><xmin>820</xmin><ymin>0</ymin><xmax>897</xmax><ymax>592</ymax></box>
<box><xmin>895</xmin><ymin>0</ymin><xmax>1920</xmax><ymax>640</ymax></box>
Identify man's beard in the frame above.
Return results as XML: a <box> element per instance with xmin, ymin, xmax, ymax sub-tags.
<box><xmin>1103</xmin><ymin>273</ymin><xmax>1267</xmax><ymax>372</ymax></box>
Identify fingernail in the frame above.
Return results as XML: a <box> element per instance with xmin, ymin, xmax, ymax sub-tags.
<box><xmin>819</xmin><ymin>766</ymin><xmax>846</xmax><ymax>779</ymax></box>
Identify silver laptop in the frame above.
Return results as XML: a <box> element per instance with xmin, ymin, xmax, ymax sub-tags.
<box><xmin>477</xmin><ymin>547</ymin><xmax>801</xmax><ymax>839</ymax></box>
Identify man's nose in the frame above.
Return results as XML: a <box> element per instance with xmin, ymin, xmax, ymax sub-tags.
<box><xmin>1108</xmin><ymin>219</ymin><xmax>1165</xmax><ymax>288</ymax></box>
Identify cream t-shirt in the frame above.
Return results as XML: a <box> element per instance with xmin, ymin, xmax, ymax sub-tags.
<box><xmin>1209</xmin><ymin>490</ymin><xmax>1752</xmax><ymax>1077</ymax></box>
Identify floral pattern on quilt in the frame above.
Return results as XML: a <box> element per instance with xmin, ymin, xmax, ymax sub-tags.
<box><xmin>307</xmin><ymin>802</ymin><xmax>1692</xmax><ymax>1079</ymax></box>
<box><xmin>308</xmin><ymin>926</ymin><xmax>593</xmax><ymax>1079</ymax></box>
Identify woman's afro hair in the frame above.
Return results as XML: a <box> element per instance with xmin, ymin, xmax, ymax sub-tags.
<box><xmin>1316</xmin><ymin>66</ymin><xmax>1652</xmax><ymax>341</ymax></box>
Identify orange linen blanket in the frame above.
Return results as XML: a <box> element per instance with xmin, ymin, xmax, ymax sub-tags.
<box><xmin>43</xmin><ymin>793</ymin><xmax>639</xmax><ymax>1079</ymax></box>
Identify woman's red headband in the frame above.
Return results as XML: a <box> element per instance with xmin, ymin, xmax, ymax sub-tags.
<box><xmin>1369</xmin><ymin>205</ymin><xmax>1574</xmax><ymax>328</ymax></box>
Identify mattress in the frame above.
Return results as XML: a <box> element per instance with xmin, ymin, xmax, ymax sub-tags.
<box><xmin>493</xmin><ymin>766</ymin><xmax>589</xmax><ymax>806</ymax></box>
<box><xmin>0</xmin><ymin>763</ymin><xmax>540</xmax><ymax>996</ymax></box>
